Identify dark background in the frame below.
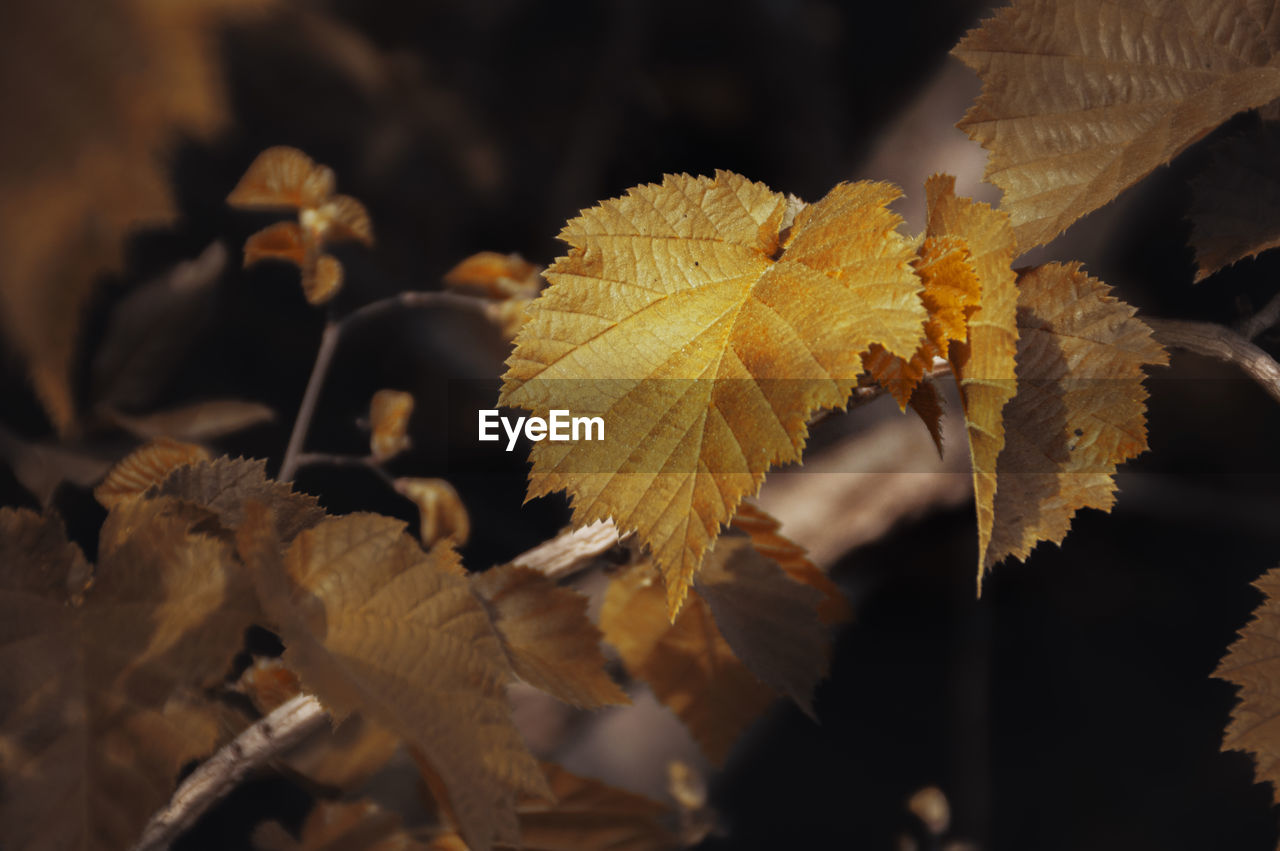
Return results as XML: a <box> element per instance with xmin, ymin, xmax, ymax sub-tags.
<box><xmin>4</xmin><ymin>0</ymin><xmax>1280</xmax><ymax>848</ymax></box>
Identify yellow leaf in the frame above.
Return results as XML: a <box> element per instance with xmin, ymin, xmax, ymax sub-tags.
<box><xmin>0</xmin><ymin>0</ymin><xmax>268</xmax><ymax>433</ymax></box>
<box><xmin>501</xmin><ymin>171</ymin><xmax>925</xmax><ymax>614</ymax></box>
<box><xmin>600</xmin><ymin>559</ymin><xmax>775</xmax><ymax>765</ymax></box>
<box><xmin>237</xmin><ymin>506</ymin><xmax>548</xmax><ymax>851</ymax></box>
<box><xmin>985</xmin><ymin>262</ymin><xmax>1167</xmax><ymax>571</ymax></box>
<box><xmin>94</xmin><ymin>437</ymin><xmax>211</xmax><ymax>509</ymax></box>
<box><xmin>954</xmin><ymin>0</ymin><xmax>1280</xmax><ymax>252</ymax></box>
<box><xmin>245</xmin><ymin>221</ymin><xmax>310</xmax><ymax>269</ymax></box>
<box><xmin>310</xmin><ymin>194</ymin><xmax>375</xmax><ymax>247</ymax></box>
<box><xmin>370</xmin><ymin>389</ymin><xmax>415</xmax><ymax>461</ymax></box>
<box><xmin>920</xmin><ymin>175</ymin><xmax>1019</xmax><ymax>584</ymax></box>
<box><xmin>395</xmin><ymin>478</ymin><xmax>470</xmax><ymax>547</ymax></box>
<box><xmin>1189</xmin><ymin>120</ymin><xmax>1280</xmax><ymax>282</ymax></box>
<box><xmin>0</xmin><ymin>500</ymin><xmax>255</xmax><ymax>851</ymax></box>
<box><xmin>444</xmin><ymin>251</ymin><xmax>542</xmax><ymax>300</ymax></box>
<box><xmin>470</xmin><ymin>564</ymin><xmax>629</xmax><ymax>708</ymax></box>
<box><xmin>304</xmin><ymin>254</ymin><xmax>344</xmax><ymax>306</ymax></box>
<box><xmin>228</xmin><ymin>146</ymin><xmax>336</xmax><ymax>211</ymax></box>
<box><xmin>1216</xmin><ymin>566</ymin><xmax>1280</xmax><ymax>804</ymax></box>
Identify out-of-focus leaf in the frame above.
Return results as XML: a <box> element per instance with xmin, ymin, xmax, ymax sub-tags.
<box><xmin>370</xmin><ymin>389</ymin><xmax>414</xmax><ymax>461</ymax></box>
<box><xmin>395</xmin><ymin>478</ymin><xmax>470</xmax><ymax>547</ymax></box>
<box><xmin>953</xmin><ymin>0</ymin><xmax>1280</xmax><ymax>251</ymax></box>
<box><xmin>470</xmin><ymin>564</ymin><xmax>629</xmax><ymax>708</ymax></box>
<box><xmin>228</xmin><ymin>147</ymin><xmax>336</xmax><ymax>211</ymax></box>
<box><xmin>94</xmin><ymin>438</ymin><xmax>211</xmax><ymax>509</ymax></box>
<box><xmin>444</xmin><ymin>252</ymin><xmax>542</xmax><ymax>300</ymax></box>
<box><xmin>103</xmin><ymin>398</ymin><xmax>274</xmax><ymax>442</ymax></box>
<box><xmin>244</xmin><ymin>221</ymin><xmax>309</xmax><ymax>268</ymax></box>
<box><xmin>0</xmin><ymin>0</ymin><xmax>271</xmax><ymax>433</ymax></box>
<box><xmin>600</xmin><ymin>559</ymin><xmax>775</xmax><ymax>765</ymax></box>
<box><xmin>0</xmin><ymin>424</ymin><xmax>113</xmax><ymax>506</ymax></box>
<box><xmin>90</xmin><ymin>242</ymin><xmax>226</xmax><ymax>411</ymax></box>
<box><xmin>1189</xmin><ymin>120</ymin><xmax>1280</xmax><ymax>282</ymax></box>
<box><xmin>0</xmin><ymin>499</ymin><xmax>256</xmax><ymax>851</ymax></box>
<box><xmin>237</xmin><ymin>507</ymin><xmax>549</xmax><ymax>851</ymax></box>
<box><xmin>729</xmin><ymin>502</ymin><xmax>849</xmax><ymax>626</ymax></box>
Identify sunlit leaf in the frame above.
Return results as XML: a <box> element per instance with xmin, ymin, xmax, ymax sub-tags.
<box><xmin>370</xmin><ymin>389</ymin><xmax>414</xmax><ymax>461</ymax></box>
<box><xmin>501</xmin><ymin>171</ymin><xmax>925</xmax><ymax>614</ymax></box>
<box><xmin>228</xmin><ymin>146</ymin><xmax>336</xmax><ymax>211</ymax></box>
<box><xmin>395</xmin><ymin>478</ymin><xmax>470</xmax><ymax>547</ymax></box>
<box><xmin>444</xmin><ymin>251</ymin><xmax>542</xmax><ymax>300</ymax></box>
<box><xmin>244</xmin><ymin>221</ymin><xmax>309</xmax><ymax>268</ymax></box>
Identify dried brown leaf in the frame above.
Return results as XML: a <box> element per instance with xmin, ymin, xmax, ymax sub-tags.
<box><xmin>94</xmin><ymin>437</ymin><xmax>211</xmax><ymax>509</ymax></box>
<box><xmin>156</xmin><ymin>455</ymin><xmax>325</xmax><ymax>542</ymax></box>
<box><xmin>370</xmin><ymin>389</ymin><xmax>414</xmax><ymax>461</ymax></box>
<box><xmin>471</xmin><ymin>564</ymin><xmax>629</xmax><ymax>708</ymax></box>
<box><xmin>954</xmin><ymin>0</ymin><xmax>1280</xmax><ymax>251</ymax></box>
<box><xmin>501</xmin><ymin>172</ymin><xmax>925</xmax><ymax>615</ymax></box>
<box><xmin>600</xmin><ymin>560</ymin><xmax>775</xmax><ymax>765</ymax></box>
<box><xmin>1216</xmin><ymin>566</ymin><xmax>1280</xmax><ymax>804</ymax></box>
<box><xmin>0</xmin><ymin>499</ymin><xmax>256</xmax><ymax>851</ymax></box>
<box><xmin>237</xmin><ymin>507</ymin><xmax>548</xmax><ymax>851</ymax></box>
<box><xmin>395</xmin><ymin>478</ymin><xmax>470</xmax><ymax>547</ymax></box>
<box><xmin>1189</xmin><ymin>120</ymin><xmax>1280</xmax><ymax>281</ymax></box>
<box><xmin>985</xmin><ymin>262</ymin><xmax>1167</xmax><ymax>571</ymax></box>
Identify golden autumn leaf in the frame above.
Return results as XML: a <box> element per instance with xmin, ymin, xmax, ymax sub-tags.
<box><xmin>501</xmin><ymin>171</ymin><xmax>925</xmax><ymax>614</ymax></box>
<box><xmin>954</xmin><ymin>0</ymin><xmax>1280</xmax><ymax>252</ymax></box>
<box><xmin>600</xmin><ymin>559</ymin><xmax>775</xmax><ymax>765</ymax></box>
<box><xmin>1189</xmin><ymin>120</ymin><xmax>1280</xmax><ymax>282</ymax></box>
<box><xmin>228</xmin><ymin>146</ymin><xmax>337</xmax><ymax>211</ymax></box>
<box><xmin>0</xmin><ymin>499</ymin><xmax>256</xmax><ymax>851</ymax></box>
<box><xmin>470</xmin><ymin>564</ymin><xmax>628</xmax><ymax>708</ymax></box>
<box><xmin>395</xmin><ymin>478</ymin><xmax>470</xmax><ymax>547</ymax></box>
<box><xmin>0</xmin><ymin>0</ymin><xmax>269</xmax><ymax>433</ymax></box>
<box><xmin>244</xmin><ymin>221</ymin><xmax>309</xmax><ymax>268</ymax></box>
<box><xmin>920</xmin><ymin>175</ymin><xmax>1019</xmax><ymax>583</ymax></box>
<box><xmin>729</xmin><ymin>502</ymin><xmax>849</xmax><ymax>626</ymax></box>
<box><xmin>444</xmin><ymin>251</ymin><xmax>542</xmax><ymax>300</ymax></box>
<box><xmin>156</xmin><ymin>455</ymin><xmax>325</xmax><ymax>543</ymax></box>
<box><xmin>236</xmin><ymin>506</ymin><xmax>549</xmax><ymax>851</ymax></box>
<box><xmin>370</xmin><ymin>389</ymin><xmax>415</xmax><ymax>461</ymax></box>
<box><xmin>94</xmin><ymin>437</ymin><xmax>211</xmax><ymax>509</ymax></box>
<box><xmin>1215</xmin><ymin>566</ymin><xmax>1280</xmax><ymax>804</ymax></box>
<box><xmin>985</xmin><ymin>262</ymin><xmax>1166</xmax><ymax>571</ymax></box>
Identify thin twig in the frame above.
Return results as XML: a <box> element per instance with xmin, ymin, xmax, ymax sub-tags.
<box><xmin>132</xmin><ymin>695</ymin><xmax>328</xmax><ymax>851</ymax></box>
<box><xmin>1147</xmin><ymin>317</ymin><xmax>1280</xmax><ymax>405</ymax></box>
<box><xmin>277</xmin><ymin>291</ymin><xmax>490</xmax><ymax>482</ymax></box>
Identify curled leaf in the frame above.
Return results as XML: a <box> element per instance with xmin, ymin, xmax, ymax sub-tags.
<box><xmin>501</xmin><ymin>171</ymin><xmax>925</xmax><ymax>615</ymax></box>
<box><xmin>94</xmin><ymin>437</ymin><xmax>211</xmax><ymax>509</ymax></box>
<box><xmin>370</xmin><ymin>389</ymin><xmax>415</xmax><ymax>461</ymax></box>
<box><xmin>445</xmin><ymin>251</ymin><xmax>542</xmax><ymax>299</ymax></box>
<box><xmin>395</xmin><ymin>478</ymin><xmax>470</xmax><ymax>547</ymax></box>
<box><xmin>228</xmin><ymin>146</ymin><xmax>335</xmax><ymax>211</ymax></box>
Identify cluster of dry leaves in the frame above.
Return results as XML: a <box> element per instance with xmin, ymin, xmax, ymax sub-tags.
<box><xmin>8</xmin><ymin>0</ymin><xmax>1280</xmax><ymax>848</ymax></box>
